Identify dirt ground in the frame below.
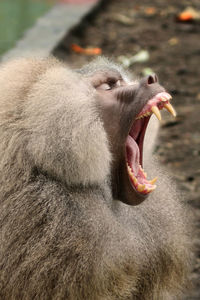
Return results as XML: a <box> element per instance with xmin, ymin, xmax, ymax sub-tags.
<box><xmin>54</xmin><ymin>0</ymin><xmax>200</xmax><ymax>298</ymax></box>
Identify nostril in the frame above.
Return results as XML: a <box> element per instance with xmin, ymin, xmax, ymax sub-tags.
<box><xmin>147</xmin><ymin>74</ymin><xmax>158</xmax><ymax>85</ymax></box>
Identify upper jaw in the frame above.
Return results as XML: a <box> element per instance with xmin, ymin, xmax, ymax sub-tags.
<box><xmin>136</xmin><ymin>91</ymin><xmax>175</xmax><ymax>121</ymax></box>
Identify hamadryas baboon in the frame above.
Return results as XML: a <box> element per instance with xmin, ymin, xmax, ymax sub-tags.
<box><xmin>0</xmin><ymin>57</ymin><xmax>191</xmax><ymax>300</ymax></box>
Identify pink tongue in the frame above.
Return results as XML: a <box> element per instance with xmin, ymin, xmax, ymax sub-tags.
<box><xmin>129</xmin><ymin>119</ymin><xmax>143</xmax><ymax>140</ymax></box>
<box><xmin>126</xmin><ymin>135</ymin><xmax>140</xmax><ymax>176</ymax></box>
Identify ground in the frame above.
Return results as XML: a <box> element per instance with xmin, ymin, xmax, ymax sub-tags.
<box><xmin>54</xmin><ymin>0</ymin><xmax>200</xmax><ymax>298</ymax></box>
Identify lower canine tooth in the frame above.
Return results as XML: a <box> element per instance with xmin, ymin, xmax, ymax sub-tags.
<box><xmin>163</xmin><ymin>103</ymin><xmax>176</xmax><ymax>117</ymax></box>
<box><xmin>151</xmin><ymin>106</ymin><xmax>162</xmax><ymax>121</ymax></box>
<box><xmin>146</xmin><ymin>185</ymin><xmax>157</xmax><ymax>193</ymax></box>
<box><xmin>149</xmin><ymin>177</ymin><xmax>158</xmax><ymax>185</ymax></box>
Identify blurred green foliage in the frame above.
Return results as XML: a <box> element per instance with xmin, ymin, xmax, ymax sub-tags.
<box><xmin>0</xmin><ymin>0</ymin><xmax>55</xmax><ymax>55</ymax></box>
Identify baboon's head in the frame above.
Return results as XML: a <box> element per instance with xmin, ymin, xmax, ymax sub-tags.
<box><xmin>78</xmin><ymin>57</ymin><xmax>176</xmax><ymax>205</ymax></box>
<box><xmin>0</xmin><ymin>57</ymin><xmax>175</xmax><ymax>206</ymax></box>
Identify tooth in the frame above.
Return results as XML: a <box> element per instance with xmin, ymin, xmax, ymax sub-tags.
<box><xmin>127</xmin><ymin>165</ymin><xmax>133</xmax><ymax>174</ymax></box>
<box><xmin>163</xmin><ymin>103</ymin><xmax>176</xmax><ymax>117</ymax></box>
<box><xmin>165</xmin><ymin>93</ymin><xmax>172</xmax><ymax>100</ymax></box>
<box><xmin>133</xmin><ymin>176</ymin><xmax>138</xmax><ymax>185</ymax></box>
<box><xmin>160</xmin><ymin>96</ymin><xmax>168</xmax><ymax>102</ymax></box>
<box><xmin>151</xmin><ymin>106</ymin><xmax>162</xmax><ymax>121</ymax></box>
<box><xmin>128</xmin><ymin>167</ymin><xmax>133</xmax><ymax>175</ymax></box>
<box><xmin>127</xmin><ymin>167</ymin><xmax>138</xmax><ymax>185</ymax></box>
<box><xmin>149</xmin><ymin>177</ymin><xmax>158</xmax><ymax>185</ymax></box>
<box><xmin>137</xmin><ymin>184</ymin><xmax>146</xmax><ymax>192</ymax></box>
<box><xmin>146</xmin><ymin>185</ymin><xmax>157</xmax><ymax>193</ymax></box>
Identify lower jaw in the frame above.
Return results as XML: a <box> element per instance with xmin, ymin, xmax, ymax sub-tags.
<box><xmin>127</xmin><ymin>163</ymin><xmax>157</xmax><ymax>195</ymax></box>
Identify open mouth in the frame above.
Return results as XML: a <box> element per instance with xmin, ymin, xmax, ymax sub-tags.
<box><xmin>126</xmin><ymin>92</ymin><xmax>176</xmax><ymax>195</ymax></box>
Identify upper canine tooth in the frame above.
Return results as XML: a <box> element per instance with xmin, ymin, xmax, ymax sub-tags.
<box><xmin>163</xmin><ymin>103</ymin><xmax>176</xmax><ymax>117</ymax></box>
<box><xmin>151</xmin><ymin>106</ymin><xmax>162</xmax><ymax>121</ymax></box>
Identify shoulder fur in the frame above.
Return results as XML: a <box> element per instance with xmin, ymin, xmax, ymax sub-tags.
<box><xmin>0</xmin><ymin>57</ymin><xmax>111</xmax><ymax>187</ymax></box>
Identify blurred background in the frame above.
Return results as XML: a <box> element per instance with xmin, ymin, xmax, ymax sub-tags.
<box><xmin>0</xmin><ymin>0</ymin><xmax>55</xmax><ymax>56</ymax></box>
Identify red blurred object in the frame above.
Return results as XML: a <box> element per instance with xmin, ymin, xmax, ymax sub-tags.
<box><xmin>176</xmin><ymin>7</ymin><xmax>200</xmax><ymax>22</ymax></box>
<box><xmin>71</xmin><ymin>44</ymin><xmax>102</xmax><ymax>55</ymax></box>
<box><xmin>177</xmin><ymin>12</ymin><xmax>193</xmax><ymax>21</ymax></box>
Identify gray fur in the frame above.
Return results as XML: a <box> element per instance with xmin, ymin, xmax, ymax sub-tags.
<box><xmin>77</xmin><ymin>56</ymin><xmax>131</xmax><ymax>82</ymax></box>
<box><xmin>0</xmin><ymin>57</ymin><xmax>191</xmax><ymax>300</ymax></box>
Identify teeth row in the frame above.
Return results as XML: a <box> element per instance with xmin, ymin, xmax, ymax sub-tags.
<box><xmin>127</xmin><ymin>164</ymin><xmax>138</xmax><ymax>185</ymax></box>
<box><xmin>127</xmin><ymin>164</ymin><xmax>157</xmax><ymax>194</ymax></box>
<box><xmin>136</xmin><ymin>111</ymin><xmax>151</xmax><ymax>119</ymax></box>
<box><xmin>139</xmin><ymin>165</ymin><xmax>157</xmax><ymax>185</ymax></box>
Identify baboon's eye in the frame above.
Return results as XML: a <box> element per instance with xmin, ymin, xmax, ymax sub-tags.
<box><xmin>98</xmin><ymin>79</ymin><xmax>122</xmax><ymax>91</ymax></box>
<box><xmin>99</xmin><ymin>83</ymin><xmax>112</xmax><ymax>90</ymax></box>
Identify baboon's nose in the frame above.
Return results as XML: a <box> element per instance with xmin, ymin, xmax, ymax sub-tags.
<box><xmin>139</xmin><ymin>74</ymin><xmax>159</xmax><ymax>87</ymax></box>
<box><xmin>147</xmin><ymin>74</ymin><xmax>158</xmax><ymax>85</ymax></box>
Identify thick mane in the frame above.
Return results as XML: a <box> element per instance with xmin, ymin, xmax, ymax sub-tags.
<box><xmin>77</xmin><ymin>56</ymin><xmax>131</xmax><ymax>82</ymax></box>
<box><xmin>0</xmin><ymin>58</ymin><xmax>111</xmax><ymax>192</ymax></box>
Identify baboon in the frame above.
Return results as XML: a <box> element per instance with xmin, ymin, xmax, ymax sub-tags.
<box><xmin>0</xmin><ymin>57</ymin><xmax>191</xmax><ymax>299</ymax></box>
